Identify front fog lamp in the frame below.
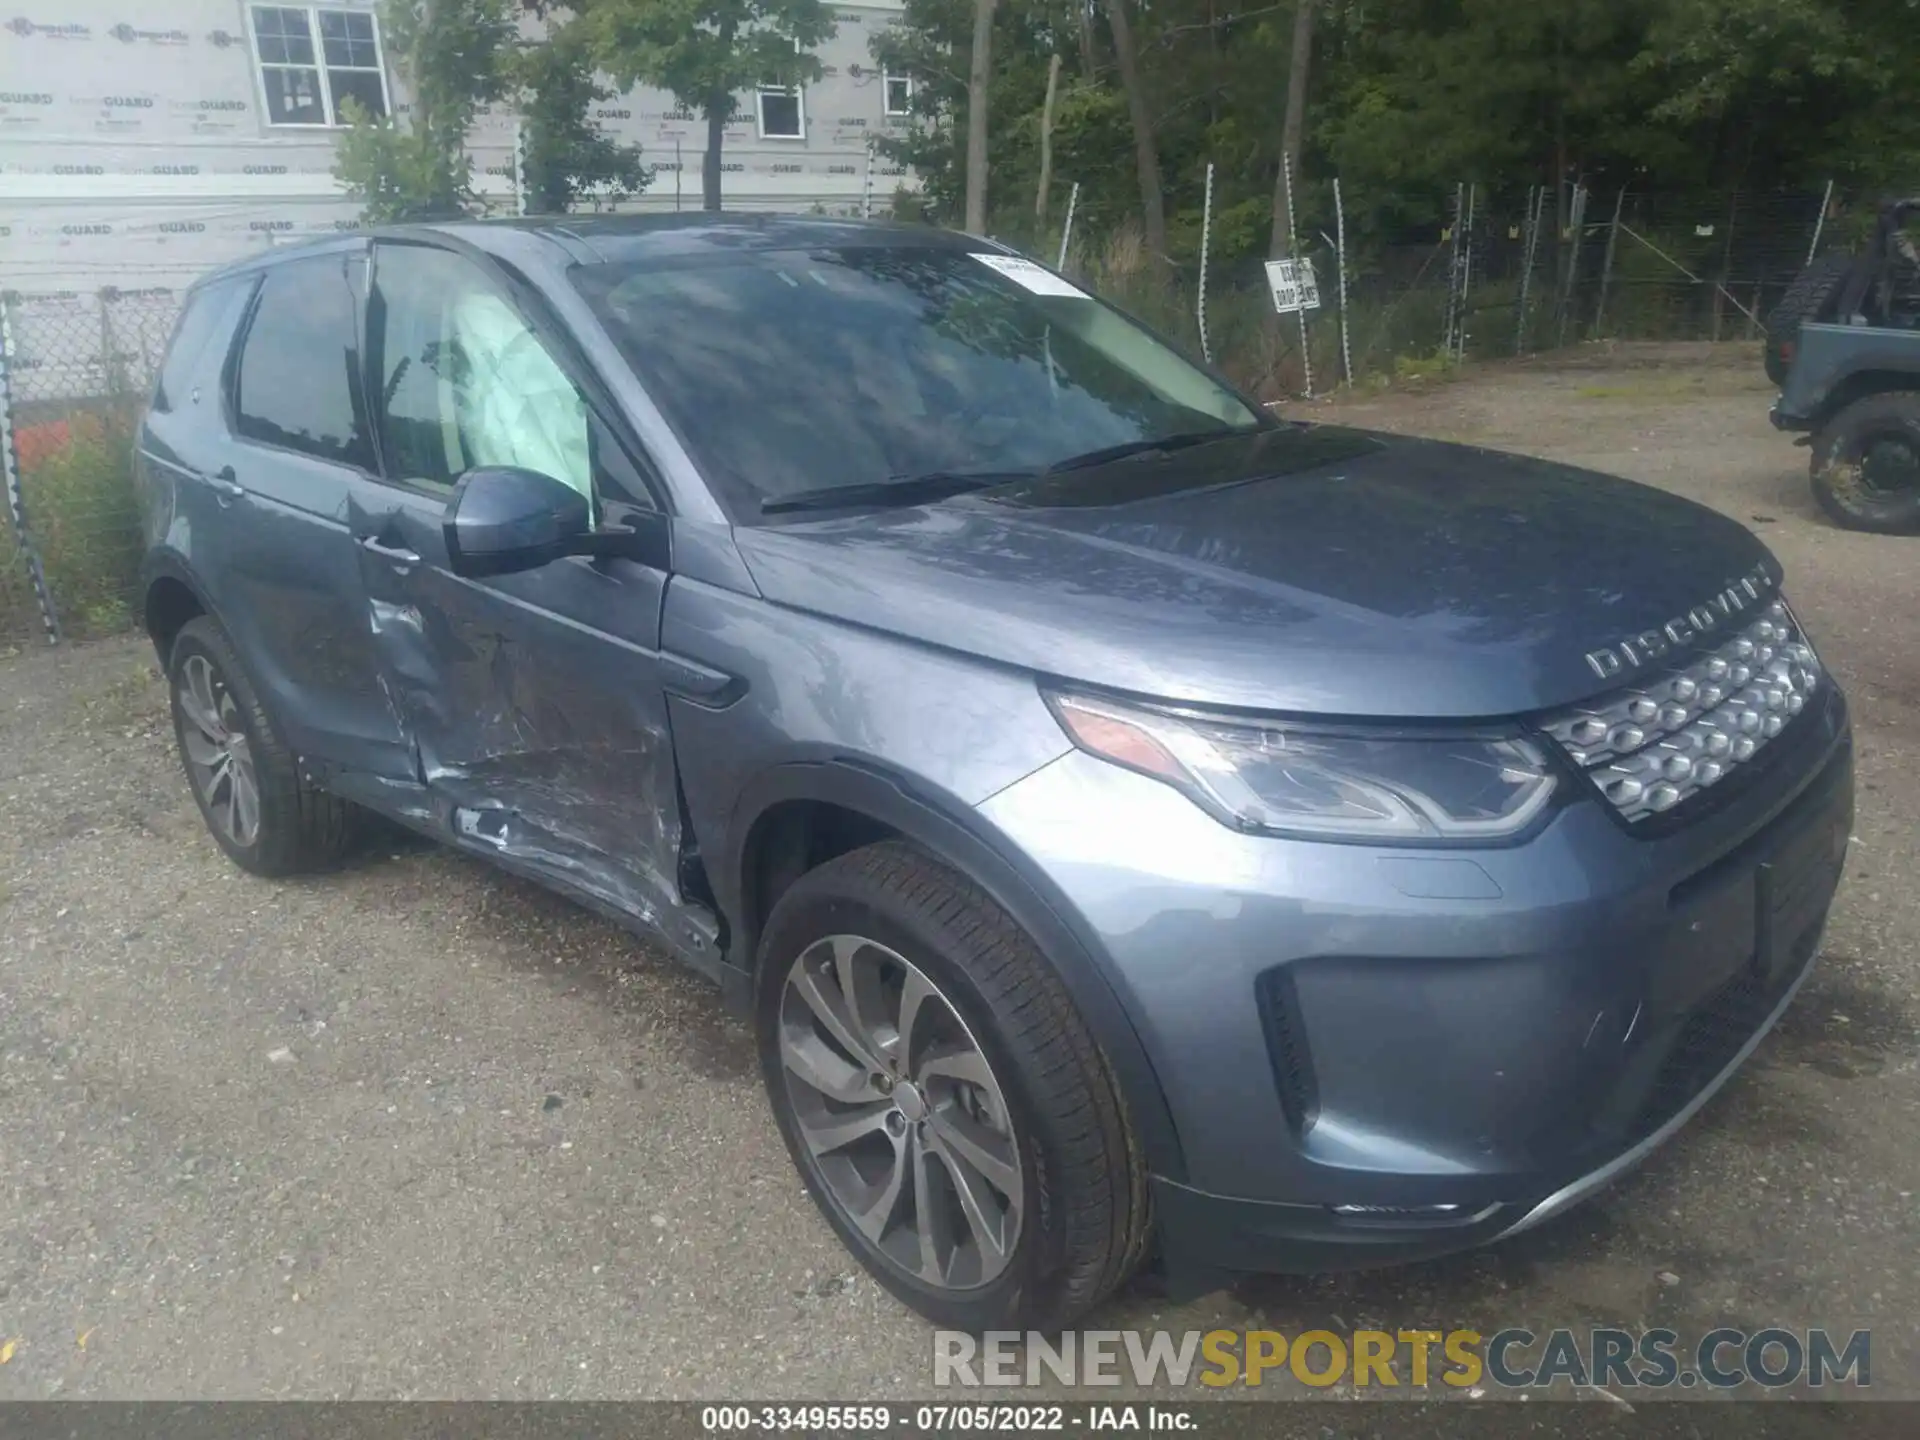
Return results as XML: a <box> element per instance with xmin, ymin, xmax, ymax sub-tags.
<box><xmin>1046</xmin><ymin>691</ymin><xmax>1557</xmax><ymax>841</ymax></box>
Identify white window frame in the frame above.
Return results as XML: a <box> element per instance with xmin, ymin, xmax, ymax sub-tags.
<box><xmin>755</xmin><ymin>85</ymin><xmax>807</xmax><ymax>141</ymax></box>
<box><xmin>248</xmin><ymin>4</ymin><xmax>391</xmax><ymax>129</ymax></box>
<box><xmin>883</xmin><ymin>72</ymin><xmax>914</xmax><ymax>117</ymax></box>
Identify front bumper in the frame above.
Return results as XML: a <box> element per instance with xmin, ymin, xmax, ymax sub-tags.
<box><xmin>976</xmin><ymin>685</ymin><xmax>1852</xmax><ymax>1279</ymax></box>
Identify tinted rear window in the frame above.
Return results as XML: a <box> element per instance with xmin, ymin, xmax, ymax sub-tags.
<box><xmin>233</xmin><ymin>254</ymin><xmax>374</xmax><ymax>469</ymax></box>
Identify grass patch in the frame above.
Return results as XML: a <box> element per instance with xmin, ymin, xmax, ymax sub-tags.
<box><xmin>11</xmin><ymin>408</ymin><xmax>143</xmax><ymax>639</ymax></box>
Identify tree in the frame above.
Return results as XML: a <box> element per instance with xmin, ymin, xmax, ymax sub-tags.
<box><xmin>870</xmin><ymin>0</ymin><xmax>1095</xmax><ymax>234</ymax></box>
<box><xmin>1035</xmin><ymin>51</ymin><xmax>1063</xmax><ymax>225</ymax></box>
<box><xmin>1268</xmin><ymin>0</ymin><xmax>1314</xmax><ymax>258</ymax></box>
<box><xmin>334</xmin><ymin>0</ymin><xmax>517</xmax><ymax>222</ymax></box>
<box><xmin>514</xmin><ymin>19</ymin><xmax>652</xmax><ymax>213</ymax></box>
<box><xmin>586</xmin><ymin>0</ymin><xmax>836</xmax><ymax>211</ymax></box>
<box><xmin>872</xmin><ymin>0</ymin><xmax>1920</xmax><ymax>284</ymax></box>
<box><xmin>964</xmin><ymin>0</ymin><xmax>997</xmax><ymax>231</ymax></box>
<box><xmin>1103</xmin><ymin>0</ymin><xmax>1166</xmax><ymax>265</ymax></box>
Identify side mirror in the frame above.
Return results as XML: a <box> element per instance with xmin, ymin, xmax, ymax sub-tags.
<box><xmin>443</xmin><ymin>466</ymin><xmax>591</xmax><ymax>577</ymax></box>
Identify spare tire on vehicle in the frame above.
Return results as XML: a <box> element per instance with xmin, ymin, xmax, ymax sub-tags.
<box><xmin>1810</xmin><ymin>391</ymin><xmax>1920</xmax><ymax>533</ymax></box>
<box><xmin>1765</xmin><ymin>253</ymin><xmax>1855</xmax><ymax>386</ymax></box>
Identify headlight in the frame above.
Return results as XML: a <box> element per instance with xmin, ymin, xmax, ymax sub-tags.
<box><xmin>1045</xmin><ymin>690</ymin><xmax>1558</xmax><ymax>842</ymax></box>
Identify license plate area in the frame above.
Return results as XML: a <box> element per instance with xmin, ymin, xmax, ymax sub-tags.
<box><xmin>1755</xmin><ymin>792</ymin><xmax>1851</xmax><ymax>984</ymax></box>
<box><xmin>1660</xmin><ymin>759</ymin><xmax>1852</xmax><ymax>1009</ymax></box>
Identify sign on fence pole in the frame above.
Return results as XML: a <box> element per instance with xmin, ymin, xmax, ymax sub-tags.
<box><xmin>0</xmin><ymin>297</ymin><xmax>61</xmax><ymax>646</ymax></box>
<box><xmin>1263</xmin><ymin>257</ymin><xmax>1321</xmax><ymax>316</ymax></box>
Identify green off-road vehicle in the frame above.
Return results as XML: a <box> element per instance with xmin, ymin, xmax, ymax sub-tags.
<box><xmin>1770</xmin><ymin>198</ymin><xmax>1920</xmax><ymax>532</ymax></box>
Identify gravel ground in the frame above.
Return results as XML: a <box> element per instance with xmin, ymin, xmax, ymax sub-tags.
<box><xmin>0</xmin><ymin>343</ymin><xmax>1915</xmax><ymax>1412</ymax></box>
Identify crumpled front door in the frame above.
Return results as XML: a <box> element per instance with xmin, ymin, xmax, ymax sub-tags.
<box><xmin>349</xmin><ymin>475</ymin><xmax>699</xmax><ymax>956</ymax></box>
<box><xmin>347</xmin><ymin>237</ymin><xmax>710</xmax><ymax>965</ymax></box>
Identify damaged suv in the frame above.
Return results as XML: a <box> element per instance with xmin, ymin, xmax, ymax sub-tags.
<box><xmin>139</xmin><ymin>217</ymin><xmax>1853</xmax><ymax>1330</ymax></box>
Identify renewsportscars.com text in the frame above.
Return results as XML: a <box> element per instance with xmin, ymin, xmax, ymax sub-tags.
<box><xmin>933</xmin><ymin>1327</ymin><xmax>1871</xmax><ymax>1391</ymax></box>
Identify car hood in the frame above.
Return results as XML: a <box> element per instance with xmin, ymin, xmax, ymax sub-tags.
<box><xmin>731</xmin><ymin>426</ymin><xmax>1779</xmax><ymax>718</ymax></box>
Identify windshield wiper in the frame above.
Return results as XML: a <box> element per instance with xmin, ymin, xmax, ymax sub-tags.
<box><xmin>758</xmin><ymin>429</ymin><xmax>1263</xmax><ymax>513</ymax></box>
<box><xmin>1041</xmin><ymin>428</ymin><xmax>1254</xmax><ymax>475</ymax></box>
<box><xmin>760</xmin><ymin>469</ymin><xmax>1032</xmax><ymax>515</ymax></box>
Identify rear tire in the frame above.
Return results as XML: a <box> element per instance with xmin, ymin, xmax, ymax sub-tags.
<box><xmin>1810</xmin><ymin>391</ymin><xmax>1920</xmax><ymax>533</ymax></box>
<box><xmin>167</xmin><ymin>615</ymin><xmax>359</xmax><ymax>875</ymax></box>
<box><xmin>755</xmin><ymin>840</ymin><xmax>1151</xmax><ymax>1330</ymax></box>
<box><xmin>1765</xmin><ymin>252</ymin><xmax>1854</xmax><ymax>386</ymax></box>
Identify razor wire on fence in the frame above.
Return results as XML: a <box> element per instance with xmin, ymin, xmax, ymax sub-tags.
<box><xmin>0</xmin><ymin>287</ymin><xmax>180</xmax><ymax>653</ymax></box>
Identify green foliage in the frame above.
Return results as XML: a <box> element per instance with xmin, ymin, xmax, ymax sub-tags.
<box><xmin>336</xmin><ymin>0</ymin><xmax>656</xmax><ymax>222</ymax></box>
<box><xmin>334</xmin><ymin>0</ymin><xmax>517</xmax><ymax>221</ymax></box>
<box><xmin>878</xmin><ymin>0</ymin><xmax>1920</xmax><ymax>271</ymax></box>
<box><xmin>18</xmin><ymin>411</ymin><xmax>143</xmax><ymax>637</ymax></box>
<box><xmin>514</xmin><ymin>20</ymin><xmax>652</xmax><ymax>213</ymax></box>
<box><xmin>872</xmin><ymin>0</ymin><xmax>1121</xmax><ymax>239</ymax></box>
<box><xmin>334</xmin><ymin>107</ymin><xmax>476</xmax><ymax>222</ymax></box>
<box><xmin>585</xmin><ymin>0</ymin><xmax>835</xmax><ymax>205</ymax></box>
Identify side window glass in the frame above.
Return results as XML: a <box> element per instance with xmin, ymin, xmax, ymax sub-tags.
<box><xmin>372</xmin><ymin>244</ymin><xmax>595</xmax><ymax>520</ymax></box>
<box><xmin>154</xmin><ymin>279</ymin><xmax>245</xmax><ymax>414</ymax></box>
<box><xmin>233</xmin><ymin>255</ymin><xmax>374</xmax><ymax>468</ymax></box>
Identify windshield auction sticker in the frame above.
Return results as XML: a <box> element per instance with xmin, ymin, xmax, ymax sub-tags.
<box><xmin>971</xmin><ymin>253</ymin><xmax>1090</xmax><ymax>298</ymax></box>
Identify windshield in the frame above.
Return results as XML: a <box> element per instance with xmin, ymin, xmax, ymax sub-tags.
<box><xmin>571</xmin><ymin>246</ymin><xmax>1264</xmax><ymax>518</ymax></box>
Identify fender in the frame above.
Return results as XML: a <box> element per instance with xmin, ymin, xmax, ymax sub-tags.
<box><xmin>719</xmin><ymin>756</ymin><xmax>1188</xmax><ymax>1184</ymax></box>
<box><xmin>139</xmin><ymin>544</ymin><xmax>206</xmax><ymax>598</ymax></box>
<box><xmin>137</xmin><ymin>545</ymin><xmax>216</xmax><ymax>660</ymax></box>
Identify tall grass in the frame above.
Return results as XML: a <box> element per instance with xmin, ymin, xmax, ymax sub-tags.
<box><xmin>3</xmin><ymin>408</ymin><xmax>143</xmax><ymax>639</ymax></box>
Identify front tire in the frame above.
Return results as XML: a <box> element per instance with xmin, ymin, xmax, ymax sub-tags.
<box><xmin>167</xmin><ymin>615</ymin><xmax>359</xmax><ymax>875</ymax></box>
<box><xmin>1810</xmin><ymin>392</ymin><xmax>1920</xmax><ymax>533</ymax></box>
<box><xmin>756</xmin><ymin>840</ymin><xmax>1150</xmax><ymax>1330</ymax></box>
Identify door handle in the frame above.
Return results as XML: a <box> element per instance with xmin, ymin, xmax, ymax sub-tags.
<box><xmin>208</xmin><ymin>466</ymin><xmax>245</xmax><ymax>502</ymax></box>
<box><xmin>358</xmin><ymin>536</ymin><xmax>422</xmax><ymax>565</ymax></box>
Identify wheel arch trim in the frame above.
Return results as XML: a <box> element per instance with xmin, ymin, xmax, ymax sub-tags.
<box><xmin>139</xmin><ymin>549</ymin><xmax>215</xmax><ymax>660</ymax></box>
<box><xmin>721</xmin><ymin>757</ymin><xmax>1189</xmax><ymax>1184</ymax></box>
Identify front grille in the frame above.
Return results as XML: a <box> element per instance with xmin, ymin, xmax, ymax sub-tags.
<box><xmin>1542</xmin><ymin>599</ymin><xmax>1823</xmax><ymax>823</ymax></box>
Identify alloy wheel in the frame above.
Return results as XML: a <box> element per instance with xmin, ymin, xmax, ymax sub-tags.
<box><xmin>777</xmin><ymin>934</ymin><xmax>1024</xmax><ymax>1291</ymax></box>
<box><xmin>176</xmin><ymin>653</ymin><xmax>261</xmax><ymax>850</ymax></box>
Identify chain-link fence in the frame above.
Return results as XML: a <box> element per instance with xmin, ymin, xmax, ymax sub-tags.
<box><xmin>0</xmin><ymin>288</ymin><xmax>181</xmax><ymax>653</ymax></box>
<box><xmin>1053</xmin><ymin>181</ymin><xmax>1848</xmax><ymax>400</ymax></box>
<box><xmin>0</xmin><ymin>183</ymin><xmax>1875</xmax><ymax>650</ymax></box>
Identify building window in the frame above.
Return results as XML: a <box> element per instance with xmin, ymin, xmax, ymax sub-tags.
<box><xmin>251</xmin><ymin>6</ymin><xmax>389</xmax><ymax>127</ymax></box>
<box><xmin>756</xmin><ymin>86</ymin><xmax>805</xmax><ymax>140</ymax></box>
<box><xmin>884</xmin><ymin>73</ymin><xmax>913</xmax><ymax>116</ymax></box>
